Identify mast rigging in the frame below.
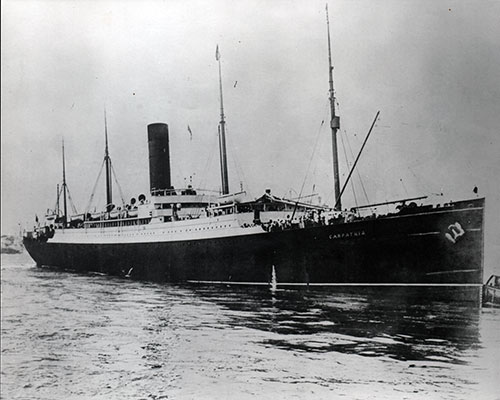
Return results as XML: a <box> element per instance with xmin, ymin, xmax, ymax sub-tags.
<box><xmin>334</xmin><ymin>111</ymin><xmax>380</xmax><ymax>209</ymax></box>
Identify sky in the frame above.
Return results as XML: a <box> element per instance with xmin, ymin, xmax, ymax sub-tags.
<box><xmin>2</xmin><ymin>0</ymin><xmax>499</xmax><ymax>274</ymax></box>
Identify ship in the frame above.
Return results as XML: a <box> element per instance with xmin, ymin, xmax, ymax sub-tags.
<box><xmin>23</xmin><ymin>8</ymin><xmax>485</xmax><ymax>289</ymax></box>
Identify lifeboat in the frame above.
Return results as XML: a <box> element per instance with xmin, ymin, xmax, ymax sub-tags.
<box><xmin>483</xmin><ymin>275</ymin><xmax>500</xmax><ymax>307</ymax></box>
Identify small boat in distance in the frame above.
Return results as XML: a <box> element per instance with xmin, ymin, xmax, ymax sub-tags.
<box><xmin>483</xmin><ymin>275</ymin><xmax>500</xmax><ymax>307</ymax></box>
<box><xmin>22</xmin><ymin>7</ymin><xmax>485</xmax><ymax>294</ymax></box>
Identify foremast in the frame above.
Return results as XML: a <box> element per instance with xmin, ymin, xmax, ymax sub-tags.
<box><xmin>216</xmin><ymin>45</ymin><xmax>230</xmax><ymax>195</ymax></box>
<box><xmin>326</xmin><ymin>4</ymin><xmax>342</xmax><ymax>211</ymax></box>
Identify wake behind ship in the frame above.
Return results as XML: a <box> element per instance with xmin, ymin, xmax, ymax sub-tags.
<box><xmin>23</xmin><ymin>8</ymin><xmax>485</xmax><ymax>289</ymax></box>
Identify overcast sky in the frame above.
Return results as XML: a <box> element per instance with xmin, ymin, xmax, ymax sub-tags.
<box><xmin>2</xmin><ymin>0</ymin><xmax>499</xmax><ymax>272</ymax></box>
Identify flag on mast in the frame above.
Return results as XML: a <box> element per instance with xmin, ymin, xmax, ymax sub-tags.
<box><xmin>215</xmin><ymin>45</ymin><xmax>220</xmax><ymax>61</ymax></box>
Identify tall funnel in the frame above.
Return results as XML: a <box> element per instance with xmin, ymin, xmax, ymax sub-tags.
<box><xmin>148</xmin><ymin>123</ymin><xmax>171</xmax><ymax>193</ymax></box>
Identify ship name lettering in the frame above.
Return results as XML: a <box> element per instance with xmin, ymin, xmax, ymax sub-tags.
<box><xmin>329</xmin><ymin>230</ymin><xmax>366</xmax><ymax>240</ymax></box>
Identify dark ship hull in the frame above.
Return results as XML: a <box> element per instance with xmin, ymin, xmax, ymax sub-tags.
<box><xmin>23</xmin><ymin>198</ymin><xmax>485</xmax><ymax>286</ymax></box>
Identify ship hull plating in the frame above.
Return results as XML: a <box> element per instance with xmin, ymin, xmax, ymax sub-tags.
<box><xmin>23</xmin><ymin>199</ymin><xmax>485</xmax><ymax>286</ymax></box>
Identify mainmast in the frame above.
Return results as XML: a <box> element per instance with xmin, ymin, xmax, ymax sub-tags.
<box><xmin>326</xmin><ymin>4</ymin><xmax>342</xmax><ymax>211</ymax></box>
<box><xmin>104</xmin><ymin>110</ymin><xmax>113</xmax><ymax>208</ymax></box>
<box><xmin>216</xmin><ymin>45</ymin><xmax>230</xmax><ymax>195</ymax></box>
<box><xmin>62</xmin><ymin>139</ymin><xmax>68</xmax><ymax>226</ymax></box>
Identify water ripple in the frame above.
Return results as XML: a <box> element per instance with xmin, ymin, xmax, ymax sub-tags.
<box><xmin>1</xmin><ymin>253</ymin><xmax>499</xmax><ymax>399</ymax></box>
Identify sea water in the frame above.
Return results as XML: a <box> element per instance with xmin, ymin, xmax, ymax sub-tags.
<box><xmin>1</xmin><ymin>252</ymin><xmax>499</xmax><ymax>399</ymax></box>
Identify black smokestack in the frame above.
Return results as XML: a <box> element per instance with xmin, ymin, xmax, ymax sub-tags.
<box><xmin>148</xmin><ymin>123</ymin><xmax>171</xmax><ymax>193</ymax></box>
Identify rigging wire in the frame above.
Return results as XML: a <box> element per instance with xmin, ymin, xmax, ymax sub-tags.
<box><xmin>334</xmin><ymin>111</ymin><xmax>380</xmax><ymax>210</ymax></box>
<box><xmin>340</xmin><ymin>129</ymin><xmax>358</xmax><ymax>208</ymax></box>
<box><xmin>407</xmin><ymin>166</ymin><xmax>435</xmax><ymax>195</ymax></box>
<box><xmin>226</xmin><ymin>126</ymin><xmax>250</xmax><ymax>196</ymax></box>
<box><xmin>85</xmin><ymin>159</ymin><xmax>106</xmax><ymax>213</ymax></box>
<box><xmin>54</xmin><ymin>185</ymin><xmax>62</xmax><ymax>216</ymax></box>
<box><xmin>308</xmin><ymin>100</ymin><xmax>331</xmax><ymax>201</ymax></box>
<box><xmin>400</xmin><ymin>178</ymin><xmax>409</xmax><ymax>196</ymax></box>
<box><xmin>296</xmin><ymin>117</ymin><xmax>327</xmax><ymax>202</ymax></box>
<box><xmin>65</xmin><ymin>187</ymin><xmax>78</xmax><ymax>215</ymax></box>
<box><xmin>55</xmin><ymin>179</ymin><xmax>78</xmax><ymax>216</ymax></box>
<box><xmin>345</xmin><ymin>128</ymin><xmax>371</xmax><ymax>208</ymax></box>
<box><xmin>52</xmin><ymin>184</ymin><xmax>74</xmax><ymax>217</ymax></box>
<box><xmin>84</xmin><ymin>156</ymin><xmax>125</xmax><ymax>212</ymax></box>
<box><xmin>198</xmin><ymin>133</ymin><xmax>218</xmax><ymax>192</ymax></box>
<box><xmin>110</xmin><ymin>162</ymin><xmax>126</xmax><ymax>206</ymax></box>
<box><xmin>225</xmin><ymin>127</ymin><xmax>241</xmax><ymax>188</ymax></box>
